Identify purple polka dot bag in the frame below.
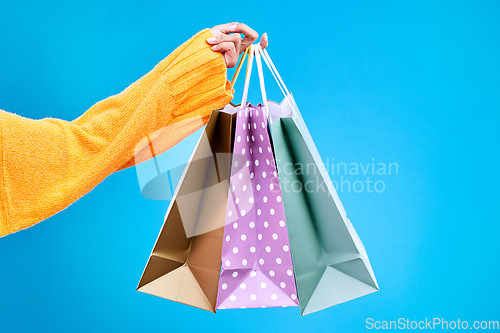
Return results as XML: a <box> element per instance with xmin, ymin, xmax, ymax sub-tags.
<box><xmin>216</xmin><ymin>103</ymin><xmax>298</xmax><ymax>309</ymax></box>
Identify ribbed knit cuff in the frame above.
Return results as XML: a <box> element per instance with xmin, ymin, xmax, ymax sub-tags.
<box><xmin>155</xmin><ymin>28</ymin><xmax>235</xmax><ymax>126</ymax></box>
<box><xmin>115</xmin><ymin>29</ymin><xmax>236</xmax><ymax>171</ymax></box>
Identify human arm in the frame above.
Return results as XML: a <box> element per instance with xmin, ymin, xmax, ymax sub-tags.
<box><xmin>0</xmin><ymin>28</ymin><xmax>232</xmax><ymax>237</ymax></box>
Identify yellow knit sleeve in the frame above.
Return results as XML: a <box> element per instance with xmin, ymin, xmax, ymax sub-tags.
<box><xmin>0</xmin><ymin>28</ymin><xmax>234</xmax><ymax>237</ymax></box>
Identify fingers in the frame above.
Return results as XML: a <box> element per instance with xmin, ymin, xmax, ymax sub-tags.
<box><xmin>212</xmin><ymin>42</ymin><xmax>239</xmax><ymax>68</ymax></box>
<box><xmin>229</xmin><ymin>23</ymin><xmax>259</xmax><ymax>50</ymax></box>
<box><xmin>260</xmin><ymin>33</ymin><xmax>268</xmax><ymax>50</ymax></box>
<box><xmin>208</xmin><ymin>22</ymin><xmax>268</xmax><ymax>67</ymax></box>
<box><xmin>210</xmin><ymin>22</ymin><xmax>239</xmax><ymax>36</ymax></box>
<box><xmin>207</xmin><ymin>34</ymin><xmax>241</xmax><ymax>68</ymax></box>
<box><xmin>210</xmin><ymin>22</ymin><xmax>259</xmax><ymax>52</ymax></box>
<box><xmin>206</xmin><ymin>33</ymin><xmax>242</xmax><ymax>50</ymax></box>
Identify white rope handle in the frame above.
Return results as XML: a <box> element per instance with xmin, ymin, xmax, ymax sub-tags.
<box><xmin>259</xmin><ymin>47</ymin><xmax>298</xmax><ymax>118</ymax></box>
<box><xmin>240</xmin><ymin>45</ymin><xmax>255</xmax><ymax>108</ymax></box>
<box><xmin>254</xmin><ymin>44</ymin><xmax>270</xmax><ymax>122</ymax></box>
<box><xmin>240</xmin><ymin>43</ymin><xmax>296</xmax><ymax>120</ymax></box>
<box><xmin>261</xmin><ymin>49</ymin><xmax>289</xmax><ymax>98</ymax></box>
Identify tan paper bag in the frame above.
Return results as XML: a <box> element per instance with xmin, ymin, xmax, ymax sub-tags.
<box><xmin>137</xmin><ymin>108</ymin><xmax>237</xmax><ymax>312</ymax></box>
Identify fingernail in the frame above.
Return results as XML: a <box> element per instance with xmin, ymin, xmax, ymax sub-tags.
<box><xmin>229</xmin><ymin>24</ymin><xmax>237</xmax><ymax>31</ymax></box>
<box><xmin>206</xmin><ymin>37</ymin><xmax>216</xmax><ymax>43</ymax></box>
<box><xmin>211</xmin><ymin>45</ymin><xmax>218</xmax><ymax>51</ymax></box>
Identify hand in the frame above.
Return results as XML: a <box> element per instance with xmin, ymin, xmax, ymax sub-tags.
<box><xmin>207</xmin><ymin>22</ymin><xmax>268</xmax><ymax>68</ymax></box>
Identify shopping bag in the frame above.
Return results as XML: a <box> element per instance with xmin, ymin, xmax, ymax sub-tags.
<box><xmin>136</xmin><ymin>51</ymin><xmax>254</xmax><ymax>311</ymax></box>
<box><xmin>216</xmin><ymin>97</ymin><xmax>298</xmax><ymax>308</ymax></box>
<box><xmin>137</xmin><ymin>108</ymin><xmax>237</xmax><ymax>312</ymax></box>
<box><xmin>216</xmin><ymin>48</ymin><xmax>298</xmax><ymax>309</ymax></box>
<box><xmin>255</xmin><ymin>46</ymin><xmax>379</xmax><ymax>315</ymax></box>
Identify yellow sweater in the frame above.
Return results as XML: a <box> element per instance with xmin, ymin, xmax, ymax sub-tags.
<box><xmin>0</xmin><ymin>28</ymin><xmax>234</xmax><ymax>237</ymax></box>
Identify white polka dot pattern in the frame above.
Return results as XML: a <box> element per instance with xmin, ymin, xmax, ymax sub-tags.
<box><xmin>216</xmin><ymin>104</ymin><xmax>298</xmax><ymax>309</ymax></box>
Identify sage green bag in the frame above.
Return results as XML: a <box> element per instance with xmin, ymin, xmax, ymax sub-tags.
<box><xmin>257</xmin><ymin>46</ymin><xmax>379</xmax><ymax>315</ymax></box>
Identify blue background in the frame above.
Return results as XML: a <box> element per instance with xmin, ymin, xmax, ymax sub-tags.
<box><xmin>1</xmin><ymin>1</ymin><xmax>499</xmax><ymax>332</ymax></box>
